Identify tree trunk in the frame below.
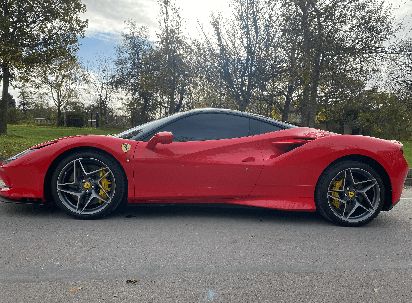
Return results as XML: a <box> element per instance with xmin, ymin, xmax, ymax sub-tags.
<box><xmin>307</xmin><ymin>48</ymin><xmax>322</xmax><ymax>128</ymax></box>
<box><xmin>282</xmin><ymin>81</ymin><xmax>294</xmax><ymax>122</ymax></box>
<box><xmin>175</xmin><ymin>85</ymin><xmax>185</xmax><ymax>113</ymax></box>
<box><xmin>0</xmin><ymin>66</ymin><xmax>10</xmax><ymax>134</ymax></box>
<box><xmin>238</xmin><ymin>92</ymin><xmax>247</xmax><ymax>111</ymax></box>
<box><xmin>300</xmin><ymin>84</ymin><xmax>311</xmax><ymax>126</ymax></box>
<box><xmin>140</xmin><ymin>95</ymin><xmax>149</xmax><ymax>125</ymax></box>
<box><xmin>57</xmin><ymin>105</ymin><xmax>62</xmax><ymax>126</ymax></box>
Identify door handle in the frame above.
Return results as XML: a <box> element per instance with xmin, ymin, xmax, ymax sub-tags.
<box><xmin>242</xmin><ymin>157</ymin><xmax>255</xmax><ymax>162</ymax></box>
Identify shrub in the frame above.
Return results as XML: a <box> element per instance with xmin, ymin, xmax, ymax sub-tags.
<box><xmin>66</xmin><ymin>111</ymin><xmax>86</xmax><ymax>127</ymax></box>
<box><xmin>7</xmin><ymin>107</ymin><xmax>21</xmax><ymax>124</ymax></box>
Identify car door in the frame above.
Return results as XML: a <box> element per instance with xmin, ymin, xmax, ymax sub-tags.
<box><xmin>133</xmin><ymin>113</ymin><xmax>264</xmax><ymax>200</ymax></box>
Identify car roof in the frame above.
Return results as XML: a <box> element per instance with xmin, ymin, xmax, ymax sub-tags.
<box><xmin>178</xmin><ymin>108</ymin><xmax>297</xmax><ymax>128</ymax></box>
<box><xmin>116</xmin><ymin>108</ymin><xmax>297</xmax><ymax>141</ymax></box>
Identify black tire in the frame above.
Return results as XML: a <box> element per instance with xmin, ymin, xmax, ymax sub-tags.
<box><xmin>51</xmin><ymin>151</ymin><xmax>127</xmax><ymax>219</ymax></box>
<box><xmin>315</xmin><ymin>161</ymin><xmax>385</xmax><ymax>227</ymax></box>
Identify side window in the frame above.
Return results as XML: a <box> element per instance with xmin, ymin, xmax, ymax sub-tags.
<box><xmin>155</xmin><ymin>113</ymin><xmax>250</xmax><ymax>142</ymax></box>
<box><xmin>249</xmin><ymin>119</ymin><xmax>281</xmax><ymax>136</ymax></box>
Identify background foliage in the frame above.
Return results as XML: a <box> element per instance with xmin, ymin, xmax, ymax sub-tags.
<box><xmin>1</xmin><ymin>0</ymin><xmax>411</xmax><ymax>141</ymax></box>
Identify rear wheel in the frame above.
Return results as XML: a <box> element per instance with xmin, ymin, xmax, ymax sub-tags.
<box><xmin>51</xmin><ymin>151</ymin><xmax>126</xmax><ymax>219</ymax></box>
<box><xmin>315</xmin><ymin>161</ymin><xmax>384</xmax><ymax>227</ymax></box>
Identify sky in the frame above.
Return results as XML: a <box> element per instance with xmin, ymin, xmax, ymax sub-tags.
<box><xmin>77</xmin><ymin>0</ymin><xmax>232</xmax><ymax>66</ymax></box>
<box><xmin>77</xmin><ymin>0</ymin><xmax>412</xmax><ymax>66</ymax></box>
<box><xmin>7</xmin><ymin>0</ymin><xmax>412</xmax><ymax>100</ymax></box>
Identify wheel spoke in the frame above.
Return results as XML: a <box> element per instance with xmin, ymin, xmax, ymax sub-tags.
<box><xmin>85</xmin><ymin>166</ymin><xmax>110</xmax><ymax>177</ymax></box>
<box><xmin>73</xmin><ymin>160</ymin><xmax>80</xmax><ymax>184</ymax></box>
<box><xmin>57</xmin><ymin>187</ymin><xmax>82</xmax><ymax>197</ymax></box>
<box><xmin>80</xmin><ymin>194</ymin><xmax>95</xmax><ymax>214</ymax></box>
<box><xmin>357</xmin><ymin>181</ymin><xmax>377</xmax><ymax>194</ymax></box>
<box><xmin>78</xmin><ymin>159</ymin><xmax>88</xmax><ymax>176</ymax></box>
<box><xmin>354</xmin><ymin>198</ymin><xmax>373</xmax><ymax>213</ymax></box>
<box><xmin>56</xmin><ymin>156</ymin><xmax>116</xmax><ymax>216</ymax></box>
<box><xmin>97</xmin><ymin>171</ymin><xmax>110</xmax><ymax>182</ymax></box>
<box><xmin>327</xmin><ymin>194</ymin><xmax>347</xmax><ymax>204</ymax></box>
<box><xmin>344</xmin><ymin>201</ymin><xmax>359</xmax><ymax>219</ymax></box>
<box><xmin>354</xmin><ymin>178</ymin><xmax>376</xmax><ymax>186</ymax></box>
<box><xmin>328</xmin><ymin>189</ymin><xmax>344</xmax><ymax>194</ymax></box>
<box><xmin>97</xmin><ymin>183</ymin><xmax>110</xmax><ymax>199</ymax></box>
<box><xmin>342</xmin><ymin>202</ymin><xmax>348</xmax><ymax>215</ymax></box>
<box><xmin>79</xmin><ymin>190</ymin><xmax>110</xmax><ymax>214</ymax></box>
<box><xmin>75</xmin><ymin>191</ymin><xmax>87</xmax><ymax>212</ymax></box>
<box><xmin>343</xmin><ymin>170</ymin><xmax>347</xmax><ymax>188</ymax></box>
<box><xmin>346</xmin><ymin>169</ymin><xmax>355</xmax><ymax>186</ymax></box>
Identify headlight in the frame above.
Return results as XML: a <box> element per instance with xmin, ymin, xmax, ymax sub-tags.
<box><xmin>2</xmin><ymin>149</ymin><xmax>37</xmax><ymax>165</ymax></box>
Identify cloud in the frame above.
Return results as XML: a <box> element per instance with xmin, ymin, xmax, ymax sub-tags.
<box><xmin>81</xmin><ymin>0</ymin><xmax>411</xmax><ymax>42</ymax></box>
<box><xmin>81</xmin><ymin>0</ymin><xmax>233</xmax><ymax>41</ymax></box>
<box><xmin>82</xmin><ymin>0</ymin><xmax>159</xmax><ymax>39</ymax></box>
<box><xmin>389</xmin><ymin>0</ymin><xmax>412</xmax><ymax>18</ymax></box>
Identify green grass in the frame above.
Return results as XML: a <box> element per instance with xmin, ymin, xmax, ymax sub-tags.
<box><xmin>1</xmin><ymin>124</ymin><xmax>411</xmax><ymax>169</ymax></box>
<box><xmin>0</xmin><ymin>124</ymin><xmax>126</xmax><ymax>159</ymax></box>
<box><xmin>401</xmin><ymin>141</ymin><xmax>412</xmax><ymax>169</ymax></box>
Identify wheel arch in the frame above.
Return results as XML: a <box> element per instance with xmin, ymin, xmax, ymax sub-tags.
<box><xmin>316</xmin><ymin>154</ymin><xmax>392</xmax><ymax>211</ymax></box>
<box><xmin>43</xmin><ymin>146</ymin><xmax>128</xmax><ymax>203</ymax></box>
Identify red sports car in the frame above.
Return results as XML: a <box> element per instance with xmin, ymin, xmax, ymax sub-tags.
<box><xmin>0</xmin><ymin>108</ymin><xmax>409</xmax><ymax>226</ymax></box>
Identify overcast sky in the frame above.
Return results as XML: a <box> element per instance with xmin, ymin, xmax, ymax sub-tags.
<box><xmin>81</xmin><ymin>0</ymin><xmax>412</xmax><ymax>40</ymax></box>
<box><xmin>81</xmin><ymin>0</ymin><xmax>230</xmax><ymax>41</ymax></box>
<box><xmin>7</xmin><ymin>0</ymin><xmax>412</xmax><ymax>100</ymax></box>
<box><xmin>77</xmin><ymin>0</ymin><xmax>412</xmax><ymax>64</ymax></box>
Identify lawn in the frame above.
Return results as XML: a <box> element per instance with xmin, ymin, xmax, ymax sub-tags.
<box><xmin>401</xmin><ymin>141</ymin><xmax>412</xmax><ymax>169</ymax></box>
<box><xmin>1</xmin><ymin>124</ymin><xmax>411</xmax><ymax>169</ymax></box>
<box><xmin>0</xmin><ymin>124</ymin><xmax>126</xmax><ymax>159</ymax></box>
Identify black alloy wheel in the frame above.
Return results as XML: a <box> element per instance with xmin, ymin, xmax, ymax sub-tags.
<box><xmin>51</xmin><ymin>151</ymin><xmax>126</xmax><ymax>219</ymax></box>
<box><xmin>315</xmin><ymin>161</ymin><xmax>385</xmax><ymax>227</ymax></box>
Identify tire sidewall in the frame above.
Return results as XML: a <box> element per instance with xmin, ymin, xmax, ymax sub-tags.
<box><xmin>51</xmin><ymin>151</ymin><xmax>126</xmax><ymax>219</ymax></box>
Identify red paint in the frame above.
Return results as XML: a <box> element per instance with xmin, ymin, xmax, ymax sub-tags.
<box><xmin>0</xmin><ymin>128</ymin><xmax>408</xmax><ymax>212</ymax></box>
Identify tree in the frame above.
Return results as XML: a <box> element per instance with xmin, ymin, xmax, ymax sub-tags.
<box><xmin>18</xmin><ymin>56</ymin><xmax>85</xmax><ymax>126</ymax></box>
<box><xmin>156</xmin><ymin>0</ymin><xmax>192</xmax><ymax>115</ymax></box>
<box><xmin>0</xmin><ymin>0</ymin><xmax>87</xmax><ymax>133</ymax></box>
<box><xmin>281</xmin><ymin>0</ymin><xmax>395</xmax><ymax>127</ymax></box>
<box><xmin>84</xmin><ymin>56</ymin><xmax>118</xmax><ymax>127</ymax></box>
<box><xmin>386</xmin><ymin>38</ymin><xmax>412</xmax><ymax>99</ymax></box>
<box><xmin>114</xmin><ymin>21</ymin><xmax>158</xmax><ymax>125</ymax></box>
<box><xmin>358</xmin><ymin>90</ymin><xmax>411</xmax><ymax>140</ymax></box>
<box><xmin>201</xmin><ymin>0</ymin><xmax>282</xmax><ymax>112</ymax></box>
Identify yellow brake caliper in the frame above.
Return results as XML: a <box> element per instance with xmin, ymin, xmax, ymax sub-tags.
<box><xmin>99</xmin><ymin>169</ymin><xmax>111</xmax><ymax>203</ymax></box>
<box><xmin>330</xmin><ymin>178</ymin><xmax>343</xmax><ymax>208</ymax></box>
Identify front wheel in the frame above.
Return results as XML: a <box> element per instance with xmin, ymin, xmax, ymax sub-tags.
<box><xmin>315</xmin><ymin>161</ymin><xmax>385</xmax><ymax>227</ymax></box>
<box><xmin>51</xmin><ymin>151</ymin><xmax>126</xmax><ymax>219</ymax></box>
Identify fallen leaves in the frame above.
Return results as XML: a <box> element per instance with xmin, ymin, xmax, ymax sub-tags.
<box><xmin>68</xmin><ymin>286</ymin><xmax>84</xmax><ymax>293</ymax></box>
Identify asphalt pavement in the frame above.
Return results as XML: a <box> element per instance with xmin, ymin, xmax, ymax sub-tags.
<box><xmin>0</xmin><ymin>187</ymin><xmax>411</xmax><ymax>302</ymax></box>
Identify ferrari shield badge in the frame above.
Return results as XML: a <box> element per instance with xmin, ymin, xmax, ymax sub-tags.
<box><xmin>122</xmin><ymin>143</ymin><xmax>131</xmax><ymax>153</ymax></box>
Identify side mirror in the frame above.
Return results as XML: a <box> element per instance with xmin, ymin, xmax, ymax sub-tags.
<box><xmin>146</xmin><ymin>131</ymin><xmax>173</xmax><ymax>150</ymax></box>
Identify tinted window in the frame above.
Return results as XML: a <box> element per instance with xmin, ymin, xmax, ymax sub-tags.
<box><xmin>155</xmin><ymin>113</ymin><xmax>250</xmax><ymax>142</ymax></box>
<box><xmin>249</xmin><ymin>119</ymin><xmax>281</xmax><ymax>136</ymax></box>
<box><xmin>115</xmin><ymin>112</ymin><xmax>186</xmax><ymax>140</ymax></box>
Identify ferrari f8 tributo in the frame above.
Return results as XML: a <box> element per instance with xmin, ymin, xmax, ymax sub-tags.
<box><xmin>0</xmin><ymin>108</ymin><xmax>409</xmax><ymax>226</ymax></box>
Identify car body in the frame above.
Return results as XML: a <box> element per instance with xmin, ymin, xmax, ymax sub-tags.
<box><xmin>0</xmin><ymin>108</ymin><xmax>409</xmax><ymax>226</ymax></box>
